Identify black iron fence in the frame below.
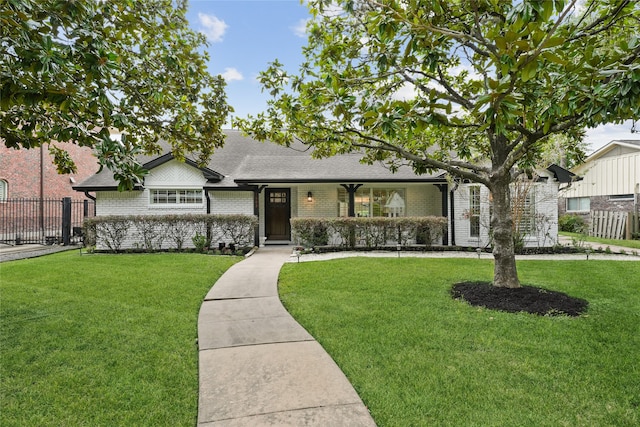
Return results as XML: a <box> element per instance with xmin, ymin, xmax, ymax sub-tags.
<box><xmin>0</xmin><ymin>198</ymin><xmax>95</xmax><ymax>245</ymax></box>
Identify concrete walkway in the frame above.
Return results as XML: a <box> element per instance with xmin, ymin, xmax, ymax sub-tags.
<box><xmin>197</xmin><ymin>246</ymin><xmax>376</xmax><ymax>426</ymax></box>
<box><xmin>0</xmin><ymin>243</ymin><xmax>80</xmax><ymax>262</ymax></box>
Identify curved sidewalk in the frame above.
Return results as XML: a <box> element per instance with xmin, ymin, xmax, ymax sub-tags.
<box><xmin>197</xmin><ymin>246</ymin><xmax>376</xmax><ymax>426</ymax></box>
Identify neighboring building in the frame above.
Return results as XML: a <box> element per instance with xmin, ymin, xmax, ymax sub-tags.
<box><xmin>0</xmin><ymin>142</ymin><xmax>97</xmax><ymax>201</ymax></box>
<box><xmin>74</xmin><ymin>130</ymin><xmax>571</xmax><ymax>249</ymax></box>
<box><xmin>559</xmin><ymin>140</ymin><xmax>640</xmax><ymax>219</ymax></box>
<box><xmin>0</xmin><ymin>142</ymin><xmax>98</xmax><ymax>245</ymax></box>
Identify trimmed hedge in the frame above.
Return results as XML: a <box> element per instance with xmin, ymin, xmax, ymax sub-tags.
<box><xmin>83</xmin><ymin>214</ymin><xmax>258</xmax><ymax>253</ymax></box>
<box><xmin>291</xmin><ymin>216</ymin><xmax>448</xmax><ymax>249</ymax></box>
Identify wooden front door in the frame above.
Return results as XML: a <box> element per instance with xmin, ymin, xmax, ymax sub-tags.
<box><xmin>265</xmin><ymin>188</ymin><xmax>291</xmax><ymax>240</ymax></box>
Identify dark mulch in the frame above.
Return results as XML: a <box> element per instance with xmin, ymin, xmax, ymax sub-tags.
<box><xmin>451</xmin><ymin>281</ymin><xmax>588</xmax><ymax>317</ymax></box>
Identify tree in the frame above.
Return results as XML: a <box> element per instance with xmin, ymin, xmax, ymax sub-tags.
<box><xmin>1</xmin><ymin>0</ymin><xmax>231</xmax><ymax>190</ymax></box>
<box><xmin>236</xmin><ymin>0</ymin><xmax>640</xmax><ymax>288</ymax></box>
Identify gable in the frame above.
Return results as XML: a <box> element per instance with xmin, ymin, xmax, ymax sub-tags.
<box><xmin>145</xmin><ymin>160</ymin><xmax>208</xmax><ymax>188</ymax></box>
<box><xmin>597</xmin><ymin>145</ymin><xmax>639</xmax><ymax>159</ymax></box>
<box><xmin>583</xmin><ymin>140</ymin><xmax>640</xmax><ymax>164</ymax></box>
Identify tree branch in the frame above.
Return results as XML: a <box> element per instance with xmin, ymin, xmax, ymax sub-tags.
<box><xmin>336</xmin><ymin>127</ymin><xmax>492</xmax><ymax>185</ymax></box>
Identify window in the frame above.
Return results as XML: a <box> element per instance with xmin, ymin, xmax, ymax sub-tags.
<box><xmin>566</xmin><ymin>197</ymin><xmax>590</xmax><ymax>212</ymax></box>
<box><xmin>150</xmin><ymin>189</ymin><xmax>203</xmax><ymax>205</ymax></box>
<box><xmin>609</xmin><ymin>194</ymin><xmax>634</xmax><ymax>201</ymax></box>
<box><xmin>338</xmin><ymin>187</ymin><xmax>406</xmax><ymax>217</ymax></box>
<box><xmin>514</xmin><ymin>192</ymin><xmax>536</xmax><ymax>234</ymax></box>
<box><xmin>469</xmin><ymin>186</ymin><xmax>481</xmax><ymax>237</ymax></box>
<box><xmin>269</xmin><ymin>191</ymin><xmax>287</xmax><ymax>205</ymax></box>
<box><xmin>0</xmin><ymin>179</ymin><xmax>7</xmax><ymax>201</ymax></box>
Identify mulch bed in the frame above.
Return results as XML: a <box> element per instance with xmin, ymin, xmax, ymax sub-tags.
<box><xmin>451</xmin><ymin>281</ymin><xmax>588</xmax><ymax>317</ymax></box>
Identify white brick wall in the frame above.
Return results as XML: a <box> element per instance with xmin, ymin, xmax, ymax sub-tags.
<box><xmin>294</xmin><ymin>184</ymin><xmax>445</xmax><ymax>218</ymax></box>
<box><xmin>209</xmin><ymin>191</ymin><xmax>254</xmax><ymax>214</ymax></box>
<box><xmin>453</xmin><ymin>181</ymin><xmax>559</xmax><ymax>248</ymax></box>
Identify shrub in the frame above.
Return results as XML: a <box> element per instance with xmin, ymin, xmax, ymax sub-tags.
<box><xmin>84</xmin><ymin>214</ymin><xmax>257</xmax><ymax>252</ymax></box>
<box><xmin>84</xmin><ymin>216</ymin><xmax>132</xmax><ymax>253</ymax></box>
<box><xmin>559</xmin><ymin>214</ymin><xmax>586</xmax><ymax>233</ymax></box>
<box><xmin>291</xmin><ymin>216</ymin><xmax>447</xmax><ymax>249</ymax></box>
<box><xmin>214</xmin><ymin>214</ymin><xmax>258</xmax><ymax>247</ymax></box>
<box><xmin>290</xmin><ymin>218</ymin><xmax>330</xmax><ymax>247</ymax></box>
<box><xmin>192</xmin><ymin>232</ymin><xmax>208</xmax><ymax>252</ymax></box>
<box><xmin>132</xmin><ymin>215</ymin><xmax>165</xmax><ymax>251</ymax></box>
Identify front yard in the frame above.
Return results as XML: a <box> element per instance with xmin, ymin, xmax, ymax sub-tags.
<box><xmin>0</xmin><ymin>252</ymin><xmax>239</xmax><ymax>426</ymax></box>
<box><xmin>279</xmin><ymin>258</ymin><xmax>640</xmax><ymax>426</ymax></box>
<box><xmin>2</xmin><ymin>252</ymin><xmax>638</xmax><ymax>426</ymax></box>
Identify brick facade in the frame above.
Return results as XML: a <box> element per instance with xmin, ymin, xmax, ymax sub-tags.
<box><xmin>0</xmin><ymin>143</ymin><xmax>97</xmax><ymax>200</ymax></box>
<box><xmin>559</xmin><ymin>194</ymin><xmax>639</xmax><ymax>227</ymax></box>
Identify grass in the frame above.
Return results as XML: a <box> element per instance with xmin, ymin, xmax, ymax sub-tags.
<box><xmin>0</xmin><ymin>251</ymin><xmax>239</xmax><ymax>427</ymax></box>
<box><xmin>560</xmin><ymin>231</ymin><xmax>640</xmax><ymax>250</ymax></box>
<box><xmin>279</xmin><ymin>258</ymin><xmax>640</xmax><ymax>427</ymax></box>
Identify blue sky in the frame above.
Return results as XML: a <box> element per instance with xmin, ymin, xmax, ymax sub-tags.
<box><xmin>186</xmin><ymin>1</ymin><xmax>309</xmax><ymax>123</ymax></box>
<box><xmin>186</xmin><ymin>1</ymin><xmax>637</xmax><ymax>154</ymax></box>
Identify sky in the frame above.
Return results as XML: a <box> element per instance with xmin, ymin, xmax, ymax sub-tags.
<box><xmin>185</xmin><ymin>0</ymin><xmax>638</xmax><ymax>155</ymax></box>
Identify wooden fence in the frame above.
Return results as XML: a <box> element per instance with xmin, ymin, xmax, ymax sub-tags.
<box><xmin>590</xmin><ymin>210</ymin><xmax>639</xmax><ymax>240</ymax></box>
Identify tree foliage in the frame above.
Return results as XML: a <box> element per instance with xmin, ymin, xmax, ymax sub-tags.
<box><xmin>237</xmin><ymin>0</ymin><xmax>640</xmax><ymax>287</ymax></box>
<box><xmin>1</xmin><ymin>0</ymin><xmax>231</xmax><ymax>190</ymax></box>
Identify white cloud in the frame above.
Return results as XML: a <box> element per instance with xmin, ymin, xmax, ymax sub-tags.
<box><xmin>584</xmin><ymin>120</ymin><xmax>638</xmax><ymax>153</ymax></box>
<box><xmin>391</xmin><ymin>82</ymin><xmax>418</xmax><ymax>101</ymax></box>
<box><xmin>291</xmin><ymin>18</ymin><xmax>309</xmax><ymax>38</ymax></box>
<box><xmin>198</xmin><ymin>13</ymin><xmax>228</xmax><ymax>43</ymax></box>
<box><xmin>221</xmin><ymin>68</ymin><xmax>243</xmax><ymax>82</ymax></box>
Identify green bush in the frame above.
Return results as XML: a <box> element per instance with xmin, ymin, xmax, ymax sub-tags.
<box><xmin>84</xmin><ymin>214</ymin><xmax>257</xmax><ymax>252</ymax></box>
<box><xmin>290</xmin><ymin>218</ymin><xmax>329</xmax><ymax>247</ymax></box>
<box><xmin>83</xmin><ymin>216</ymin><xmax>132</xmax><ymax>253</ymax></box>
<box><xmin>291</xmin><ymin>216</ymin><xmax>447</xmax><ymax>249</ymax></box>
<box><xmin>559</xmin><ymin>214</ymin><xmax>586</xmax><ymax>233</ymax></box>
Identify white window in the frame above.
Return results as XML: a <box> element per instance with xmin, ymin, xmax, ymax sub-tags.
<box><xmin>514</xmin><ymin>192</ymin><xmax>536</xmax><ymax>234</ymax></box>
<box><xmin>150</xmin><ymin>189</ymin><xmax>203</xmax><ymax>205</ymax></box>
<box><xmin>469</xmin><ymin>186</ymin><xmax>481</xmax><ymax>237</ymax></box>
<box><xmin>0</xmin><ymin>179</ymin><xmax>7</xmax><ymax>201</ymax></box>
<box><xmin>339</xmin><ymin>188</ymin><xmax>406</xmax><ymax>217</ymax></box>
<box><xmin>567</xmin><ymin>197</ymin><xmax>590</xmax><ymax>212</ymax></box>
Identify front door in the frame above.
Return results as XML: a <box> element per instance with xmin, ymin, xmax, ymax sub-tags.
<box><xmin>265</xmin><ymin>188</ymin><xmax>291</xmax><ymax>241</ymax></box>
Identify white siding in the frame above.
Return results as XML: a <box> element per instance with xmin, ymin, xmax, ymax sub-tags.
<box><xmin>564</xmin><ymin>151</ymin><xmax>640</xmax><ymax>198</ymax></box>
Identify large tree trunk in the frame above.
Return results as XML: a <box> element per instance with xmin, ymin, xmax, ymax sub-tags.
<box><xmin>490</xmin><ymin>174</ymin><xmax>521</xmax><ymax>288</ymax></box>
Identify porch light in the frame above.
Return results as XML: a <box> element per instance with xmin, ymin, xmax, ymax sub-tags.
<box><xmin>307</xmin><ymin>191</ymin><xmax>313</xmax><ymax>202</ymax></box>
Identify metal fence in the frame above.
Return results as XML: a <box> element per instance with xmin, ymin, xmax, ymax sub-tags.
<box><xmin>0</xmin><ymin>197</ymin><xmax>95</xmax><ymax>245</ymax></box>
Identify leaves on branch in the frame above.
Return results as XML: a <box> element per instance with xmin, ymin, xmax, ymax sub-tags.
<box><xmin>1</xmin><ymin>0</ymin><xmax>232</xmax><ymax>190</ymax></box>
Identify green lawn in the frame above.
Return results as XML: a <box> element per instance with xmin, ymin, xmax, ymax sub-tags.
<box><xmin>0</xmin><ymin>251</ymin><xmax>239</xmax><ymax>427</ymax></box>
<box><xmin>279</xmin><ymin>258</ymin><xmax>640</xmax><ymax>427</ymax></box>
<box><xmin>560</xmin><ymin>231</ymin><xmax>640</xmax><ymax>250</ymax></box>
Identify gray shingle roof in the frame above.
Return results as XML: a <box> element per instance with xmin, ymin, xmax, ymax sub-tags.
<box><xmin>74</xmin><ymin>130</ymin><xmax>445</xmax><ymax>191</ymax></box>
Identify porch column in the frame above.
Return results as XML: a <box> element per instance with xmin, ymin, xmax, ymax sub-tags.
<box><xmin>340</xmin><ymin>184</ymin><xmax>362</xmax><ymax>217</ymax></box>
<box><xmin>254</xmin><ymin>185</ymin><xmax>267</xmax><ymax>247</ymax></box>
<box><xmin>436</xmin><ymin>184</ymin><xmax>449</xmax><ymax>245</ymax></box>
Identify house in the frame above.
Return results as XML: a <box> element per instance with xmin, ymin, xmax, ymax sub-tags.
<box><xmin>559</xmin><ymin>140</ymin><xmax>640</xmax><ymax>219</ymax></box>
<box><xmin>0</xmin><ymin>142</ymin><xmax>97</xmax><ymax>245</ymax></box>
<box><xmin>73</xmin><ymin>130</ymin><xmax>570</xmax><ymax>249</ymax></box>
<box><xmin>0</xmin><ymin>142</ymin><xmax>96</xmax><ymax>201</ymax></box>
